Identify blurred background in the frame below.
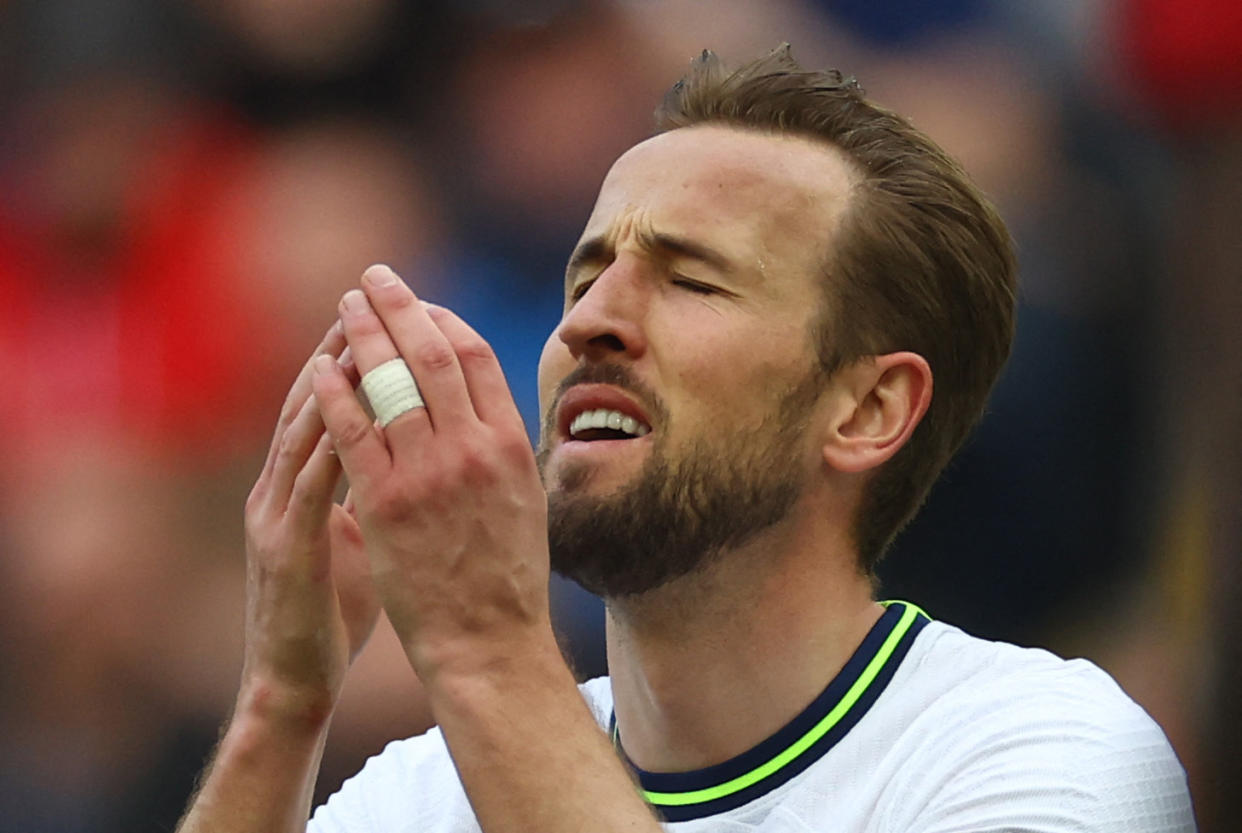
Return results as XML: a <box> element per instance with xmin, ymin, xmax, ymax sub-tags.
<box><xmin>0</xmin><ymin>0</ymin><xmax>1236</xmax><ymax>830</ymax></box>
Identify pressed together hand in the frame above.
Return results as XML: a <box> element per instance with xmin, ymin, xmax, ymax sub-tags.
<box><xmin>311</xmin><ymin>264</ymin><xmax>554</xmax><ymax>683</ymax></box>
<box><xmin>182</xmin><ymin>265</ymin><xmax>653</xmax><ymax>833</ymax></box>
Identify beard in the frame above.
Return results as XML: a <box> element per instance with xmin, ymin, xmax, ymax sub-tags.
<box><xmin>536</xmin><ymin>363</ymin><xmax>825</xmax><ymax>599</ymax></box>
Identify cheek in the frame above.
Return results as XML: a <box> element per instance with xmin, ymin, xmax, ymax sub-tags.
<box><xmin>671</xmin><ymin>341</ymin><xmax>813</xmax><ymax>426</ymax></box>
<box><xmin>536</xmin><ymin>330</ymin><xmax>572</xmax><ymax>418</ymax></box>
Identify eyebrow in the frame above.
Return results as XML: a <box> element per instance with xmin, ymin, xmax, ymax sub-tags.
<box><xmin>564</xmin><ymin>230</ymin><xmax>735</xmax><ymax>284</ymax></box>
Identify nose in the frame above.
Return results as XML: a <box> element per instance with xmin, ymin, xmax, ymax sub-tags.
<box><xmin>556</xmin><ymin>258</ymin><xmax>649</xmax><ymax>363</ymax></box>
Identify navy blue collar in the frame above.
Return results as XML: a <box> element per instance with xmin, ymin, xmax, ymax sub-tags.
<box><xmin>611</xmin><ymin>600</ymin><xmax>931</xmax><ymax>822</ymax></box>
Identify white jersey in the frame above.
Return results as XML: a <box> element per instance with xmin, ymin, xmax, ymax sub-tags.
<box><xmin>309</xmin><ymin>602</ymin><xmax>1195</xmax><ymax>832</ymax></box>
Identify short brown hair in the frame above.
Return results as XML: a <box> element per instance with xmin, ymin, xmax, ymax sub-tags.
<box><xmin>655</xmin><ymin>45</ymin><xmax>1017</xmax><ymax>572</ymax></box>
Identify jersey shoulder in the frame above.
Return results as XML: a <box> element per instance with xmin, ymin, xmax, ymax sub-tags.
<box><xmin>871</xmin><ymin>622</ymin><xmax>1196</xmax><ymax>832</ymax></box>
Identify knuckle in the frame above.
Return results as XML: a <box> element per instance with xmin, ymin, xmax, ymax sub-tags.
<box><xmin>455</xmin><ymin>438</ymin><xmax>503</xmax><ymax>488</ymax></box>
<box><xmin>372</xmin><ymin>489</ymin><xmax>415</xmax><ymax>524</ymax></box>
<box><xmin>497</xmin><ymin>430</ymin><xmax>535</xmax><ymax>466</ymax></box>
<box><xmin>386</xmin><ymin>289</ymin><xmax>415</xmax><ymax>310</ymax></box>
<box><xmin>348</xmin><ymin>311</ymin><xmax>385</xmax><ymax>336</ymax></box>
<box><xmin>332</xmin><ymin>417</ymin><xmax>373</xmax><ymax>450</ymax></box>
<box><xmin>275</xmin><ymin>433</ymin><xmax>301</xmax><ymax>466</ymax></box>
<box><xmin>456</xmin><ymin>337</ymin><xmax>496</xmax><ymax>366</ymax></box>
<box><xmin>413</xmin><ymin>340</ymin><xmax>456</xmax><ymax>372</ymax></box>
<box><xmin>458</xmin><ymin>451</ymin><xmax>496</xmax><ymax>488</ymax></box>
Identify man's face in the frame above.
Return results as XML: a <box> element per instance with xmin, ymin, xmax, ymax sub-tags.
<box><xmin>535</xmin><ymin>125</ymin><xmax>857</xmax><ymax>597</ymax></box>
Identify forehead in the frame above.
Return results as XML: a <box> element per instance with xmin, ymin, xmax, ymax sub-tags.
<box><xmin>580</xmin><ymin>124</ymin><xmax>858</xmax><ymax>272</ymax></box>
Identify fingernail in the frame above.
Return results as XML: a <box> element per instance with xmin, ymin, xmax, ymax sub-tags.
<box><xmin>363</xmin><ymin>264</ymin><xmax>399</xmax><ymax>287</ymax></box>
<box><xmin>314</xmin><ymin>355</ymin><xmax>336</xmax><ymax>375</ymax></box>
<box><xmin>341</xmin><ymin>289</ymin><xmax>369</xmax><ymax>314</ymax></box>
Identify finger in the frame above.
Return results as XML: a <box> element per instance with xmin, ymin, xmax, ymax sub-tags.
<box><xmin>287</xmin><ymin>432</ymin><xmax>343</xmax><ymax>536</ymax></box>
<box><xmin>338</xmin><ymin>287</ymin><xmax>434</xmax><ymax>438</ymax></box>
<box><xmin>359</xmin><ymin>265</ymin><xmax>478</xmax><ymax>430</ymax></box>
<box><xmin>260</xmin><ymin>320</ymin><xmax>346</xmax><ymax>484</ymax></box>
<box><xmin>423</xmin><ymin>303</ymin><xmax>524</xmax><ymax>429</ymax></box>
<box><xmin>313</xmin><ymin>354</ymin><xmax>392</xmax><ymax>495</ymax></box>
<box><xmin>281</xmin><ymin>321</ymin><xmax>346</xmax><ymax>427</ymax></box>
<box><xmin>267</xmin><ymin>389</ymin><xmax>330</xmax><ymax>511</ymax></box>
<box><xmin>338</xmin><ymin>346</ymin><xmax>359</xmax><ymax>386</ymax></box>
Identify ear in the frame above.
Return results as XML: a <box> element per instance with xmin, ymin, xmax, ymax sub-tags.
<box><xmin>821</xmin><ymin>352</ymin><xmax>932</xmax><ymax>474</ymax></box>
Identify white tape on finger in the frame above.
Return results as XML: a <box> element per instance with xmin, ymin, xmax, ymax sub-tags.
<box><xmin>360</xmin><ymin>357</ymin><xmax>424</xmax><ymax>427</ymax></box>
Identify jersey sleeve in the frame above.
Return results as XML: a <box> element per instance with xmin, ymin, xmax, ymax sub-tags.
<box><xmin>885</xmin><ymin>659</ymin><xmax>1196</xmax><ymax>833</ymax></box>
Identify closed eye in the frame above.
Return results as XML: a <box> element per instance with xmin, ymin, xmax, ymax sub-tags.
<box><xmin>569</xmin><ymin>278</ymin><xmax>596</xmax><ymax>303</ymax></box>
<box><xmin>569</xmin><ymin>275</ymin><xmax>724</xmax><ymax>303</ymax></box>
<box><xmin>672</xmin><ymin>277</ymin><xmax>717</xmax><ymax>295</ymax></box>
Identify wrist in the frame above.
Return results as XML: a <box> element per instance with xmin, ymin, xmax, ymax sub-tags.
<box><xmin>414</xmin><ymin>621</ymin><xmax>573</xmax><ymax>703</ymax></box>
<box><xmin>235</xmin><ymin>675</ymin><xmax>339</xmax><ymax>738</ymax></box>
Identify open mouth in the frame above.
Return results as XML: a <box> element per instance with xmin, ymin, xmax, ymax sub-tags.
<box><xmin>568</xmin><ymin>408</ymin><xmax>652</xmax><ymax>441</ymax></box>
<box><xmin>553</xmin><ymin>381</ymin><xmax>657</xmax><ymax>449</ymax></box>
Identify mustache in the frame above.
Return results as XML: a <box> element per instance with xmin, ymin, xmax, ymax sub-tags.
<box><xmin>553</xmin><ymin>362</ymin><xmax>647</xmax><ymax>402</ymax></box>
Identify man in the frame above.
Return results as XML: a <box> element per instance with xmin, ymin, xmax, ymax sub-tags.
<box><xmin>178</xmin><ymin>47</ymin><xmax>1195</xmax><ymax>832</ymax></box>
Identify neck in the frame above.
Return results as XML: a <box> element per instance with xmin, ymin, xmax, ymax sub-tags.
<box><xmin>603</xmin><ymin>500</ymin><xmax>881</xmax><ymax>774</ymax></box>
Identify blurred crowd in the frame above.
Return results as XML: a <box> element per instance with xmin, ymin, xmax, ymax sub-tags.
<box><xmin>0</xmin><ymin>1</ymin><xmax>1236</xmax><ymax>831</ymax></box>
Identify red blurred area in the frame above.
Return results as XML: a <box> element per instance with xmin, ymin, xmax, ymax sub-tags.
<box><xmin>1119</xmin><ymin>0</ymin><xmax>1242</xmax><ymax>128</ymax></box>
<box><xmin>0</xmin><ymin>85</ymin><xmax>274</xmax><ymax>457</ymax></box>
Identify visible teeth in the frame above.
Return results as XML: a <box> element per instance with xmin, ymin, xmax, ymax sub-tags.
<box><xmin>569</xmin><ymin>408</ymin><xmax>650</xmax><ymax>438</ymax></box>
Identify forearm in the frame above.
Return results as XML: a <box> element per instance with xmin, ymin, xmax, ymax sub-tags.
<box><xmin>179</xmin><ymin>317</ymin><xmax>378</xmax><ymax>832</ymax></box>
<box><xmin>177</xmin><ymin>682</ymin><xmax>334</xmax><ymax>833</ymax></box>
<box><xmin>425</xmin><ymin>633</ymin><xmax>660</xmax><ymax>833</ymax></box>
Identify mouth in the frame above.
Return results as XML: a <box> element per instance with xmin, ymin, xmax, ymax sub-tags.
<box><xmin>555</xmin><ymin>384</ymin><xmax>654</xmax><ymax>446</ymax></box>
<box><xmin>568</xmin><ymin>408</ymin><xmax>651</xmax><ymax>441</ymax></box>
